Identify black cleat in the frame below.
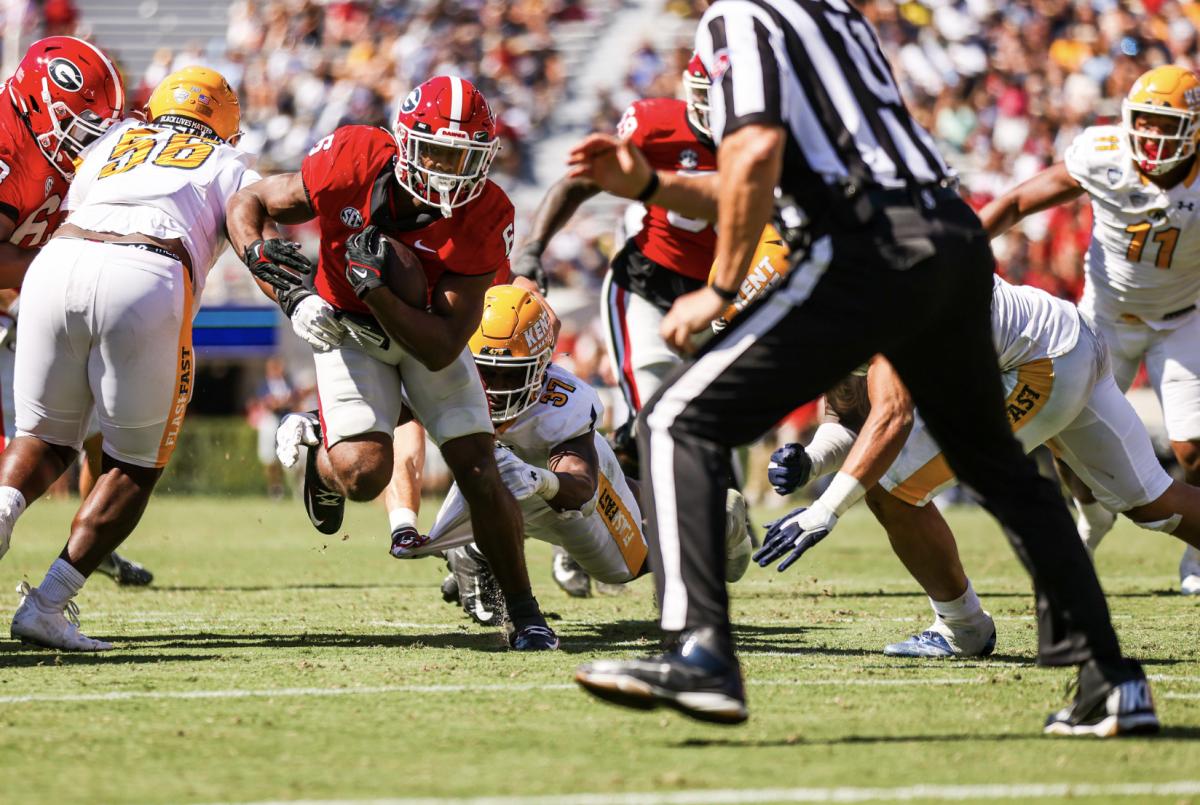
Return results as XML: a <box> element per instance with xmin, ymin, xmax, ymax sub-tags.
<box><xmin>445</xmin><ymin>545</ymin><xmax>504</xmax><ymax>626</ymax></box>
<box><xmin>1044</xmin><ymin>658</ymin><xmax>1160</xmax><ymax>737</ymax></box>
<box><xmin>507</xmin><ymin>623</ymin><xmax>560</xmax><ymax>651</ymax></box>
<box><xmin>95</xmin><ymin>552</ymin><xmax>154</xmax><ymax>586</ymax></box>
<box><xmin>298</xmin><ymin>413</ymin><xmax>343</xmax><ymax>535</ymax></box>
<box><xmin>575</xmin><ymin>626</ymin><xmax>748</xmax><ymax>725</ymax></box>
<box><xmin>440</xmin><ymin>573</ymin><xmax>459</xmax><ymax>604</ymax></box>
<box><xmin>551</xmin><ymin>546</ymin><xmax>592</xmax><ymax>598</ymax></box>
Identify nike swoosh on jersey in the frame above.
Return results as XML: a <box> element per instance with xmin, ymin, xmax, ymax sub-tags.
<box><xmin>413</xmin><ymin>239</ymin><xmax>436</xmax><ymax>252</ymax></box>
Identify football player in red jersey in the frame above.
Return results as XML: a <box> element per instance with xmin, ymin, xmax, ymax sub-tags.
<box><xmin>227</xmin><ymin>75</ymin><xmax>558</xmax><ymax>650</ymax></box>
<box><xmin>512</xmin><ymin>57</ymin><xmax>752</xmax><ymax>597</ymax></box>
<box><xmin>515</xmin><ymin>54</ymin><xmax>717</xmax><ymax>420</ymax></box>
<box><xmin>0</xmin><ymin>37</ymin><xmax>152</xmax><ymax>587</ymax></box>
<box><xmin>0</xmin><ymin>37</ymin><xmax>124</xmax><ymax>285</ymax></box>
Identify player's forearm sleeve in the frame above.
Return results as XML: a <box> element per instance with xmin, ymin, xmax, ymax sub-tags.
<box><xmin>806</xmin><ymin>423</ymin><xmax>858</xmax><ymax>480</ymax></box>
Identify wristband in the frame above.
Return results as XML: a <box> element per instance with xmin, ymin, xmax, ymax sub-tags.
<box><xmin>711</xmin><ymin>283</ymin><xmax>739</xmax><ymax>302</ymax></box>
<box><xmin>636</xmin><ymin>171</ymin><xmax>660</xmax><ymax>202</ymax></box>
<box><xmin>818</xmin><ymin>471</ymin><xmax>867</xmax><ymax>518</ymax></box>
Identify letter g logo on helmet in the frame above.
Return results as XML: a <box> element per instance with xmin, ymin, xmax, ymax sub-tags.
<box><xmin>47</xmin><ymin>58</ymin><xmax>83</xmax><ymax>92</ymax></box>
<box><xmin>400</xmin><ymin>88</ymin><xmax>421</xmax><ymax>115</ymax></box>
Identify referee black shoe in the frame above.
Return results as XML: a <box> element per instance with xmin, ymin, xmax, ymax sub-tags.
<box><xmin>575</xmin><ymin>626</ymin><xmax>747</xmax><ymax>725</ymax></box>
<box><xmin>298</xmin><ymin>413</ymin><xmax>343</xmax><ymax>535</ymax></box>
<box><xmin>1044</xmin><ymin>658</ymin><xmax>1159</xmax><ymax>737</ymax></box>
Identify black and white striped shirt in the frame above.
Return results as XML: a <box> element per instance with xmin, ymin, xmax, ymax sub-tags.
<box><xmin>695</xmin><ymin>0</ymin><xmax>951</xmax><ymax>212</ymax></box>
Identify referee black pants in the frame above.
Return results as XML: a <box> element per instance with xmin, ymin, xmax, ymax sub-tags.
<box><xmin>637</xmin><ymin>198</ymin><xmax>1123</xmax><ymax>667</ymax></box>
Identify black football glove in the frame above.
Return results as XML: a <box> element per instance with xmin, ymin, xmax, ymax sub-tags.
<box><xmin>767</xmin><ymin>443</ymin><xmax>813</xmax><ymax>496</ymax></box>
<box><xmin>753</xmin><ymin>502</ymin><xmax>838</xmax><ymax>572</ymax></box>
<box><xmin>345</xmin><ymin>225</ymin><xmax>389</xmax><ymax>300</ymax></box>
<box><xmin>243</xmin><ymin>238</ymin><xmax>313</xmax><ymax>292</ymax></box>
<box><xmin>511</xmin><ymin>241</ymin><xmax>548</xmax><ymax>295</ymax></box>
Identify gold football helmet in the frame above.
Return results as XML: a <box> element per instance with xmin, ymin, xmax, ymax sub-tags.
<box><xmin>147</xmin><ymin>66</ymin><xmax>242</xmax><ymax>143</ymax></box>
<box><xmin>1122</xmin><ymin>65</ymin><xmax>1200</xmax><ymax>176</ymax></box>
<box><xmin>709</xmin><ymin>224</ymin><xmax>791</xmax><ymax>330</ymax></box>
<box><xmin>470</xmin><ymin>285</ymin><xmax>555</xmax><ymax>423</ymax></box>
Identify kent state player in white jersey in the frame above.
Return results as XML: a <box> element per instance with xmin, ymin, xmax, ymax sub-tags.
<box><xmin>763</xmin><ymin>273</ymin><xmax>1200</xmax><ymax>658</ymax></box>
<box><xmin>391</xmin><ymin>285</ymin><xmax>752</xmax><ymax>626</ymax></box>
<box><xmin>0</xmin><ymin>67</ymin><xmax>259</xmax><ymax>651</ymax></box>
<box><xmin>982</xmin><ymin>65</ymin><xmax>1200</xmax><ymax>594</ymax></box>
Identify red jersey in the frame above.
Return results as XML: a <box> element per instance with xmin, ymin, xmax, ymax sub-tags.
<box><xmin>616</xmin><ymin>98</ymin><xmax>716</xmax><ymax>282</ymax></box>
<box><xmin>301</xmin><ymin>125</ymin><xmax>514</xmax><ymax>314</ymax></box>
<box><xmin>0</xmin><ymin>91</ymin><xmax>70</xmax><ymax>249</ymax></box>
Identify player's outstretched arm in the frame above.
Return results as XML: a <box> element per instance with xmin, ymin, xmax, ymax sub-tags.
<box><xmin>566</xmin><ymin>133</ymin><xmax>719</xmax><ymax>221</ymax></box>
<box><xmin>839</xmin><ymin>356</ymin><xmax>915</xmax><ymax>490</ymax></box>
<box><xmin>979</xmin><ymin>161</ymin><xmax>1085</xmax><ymax>239</ymax></box>
<box><xmin>513</xmin><ymin>176</ymin><xmax>602</xmax><ymax>292</ymax></box>
<box><xmin>0</xmin><ymin>215</ymin><xmax>37</xmax><ymax>289</ymax></box>
<box><xmin>756</xmin><ymin>356</ymin><xmax>914</xmax><ymax>572</ymax></box>
<box><xmin>227</xmin><ymin>173</ymin><xmax>315</xmax><ymax>264</ymax></box>
<box><xmin>545</xmin><ymin>431</ymin><xmax>600</xmax><ymax>512</ymax></box>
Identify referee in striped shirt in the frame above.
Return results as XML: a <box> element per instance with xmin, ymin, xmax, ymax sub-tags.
<box><xmin>570</xmin><ymin>0</ymin><xmax>1158</xmax><ymax>736</ymax></box>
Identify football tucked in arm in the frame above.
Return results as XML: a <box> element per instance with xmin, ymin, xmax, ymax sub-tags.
<box><xmin>382</xmin><ymin>236</ymin><xmax>429</xmax><ymax>309</ymax></box>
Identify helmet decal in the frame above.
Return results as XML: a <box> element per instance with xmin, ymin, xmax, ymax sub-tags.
<box><xmin>47</xmin><ymin>59</ymin><xmax>84</xmax><ymax>92</ymax></box>
<box><xmin>400</xmin><ymin>87</ymin><xmax>421</xmax><ymax>115</ymax></box>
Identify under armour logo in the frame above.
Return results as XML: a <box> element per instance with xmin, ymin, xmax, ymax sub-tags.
<box><xmin>1180</xmin><ymin>201</ymin><xmax>1196</xmax><ymax>211</ymax></box>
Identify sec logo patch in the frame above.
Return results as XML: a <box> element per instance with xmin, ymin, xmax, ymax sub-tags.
<box><xmin>341</xmin><ymin>207</ymin><xmax>364</xmax><ymax>229</ymax></box>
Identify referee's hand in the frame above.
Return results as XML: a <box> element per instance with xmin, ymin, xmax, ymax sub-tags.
<box><xmin>661</xmin><ymin>287</ymin><xmax>727</xmax><ymax>354</ymax></box>
<box><xmin>566</xmin><ymin>133</ymin><xmax>653</xmax><ymax>200</ymax></box>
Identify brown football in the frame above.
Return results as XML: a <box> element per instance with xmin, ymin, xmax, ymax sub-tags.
<box><xmin>382</xmin><ymin>235</ymin><xmax>429</xmax><ymax>309</ymax></box>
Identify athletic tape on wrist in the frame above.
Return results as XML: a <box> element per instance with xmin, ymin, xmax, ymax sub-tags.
<box><xmin>819</xmin><ymin>471</ymin><xmax>867</xmax><ymax>518</ymax></box>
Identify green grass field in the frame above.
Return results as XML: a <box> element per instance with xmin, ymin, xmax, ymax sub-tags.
<box><xmin>0</xmin><ymin>495</ymin><xmax>1197</xmax><ymax>805</ymax></box>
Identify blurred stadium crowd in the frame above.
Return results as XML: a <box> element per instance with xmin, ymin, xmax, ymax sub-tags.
<box><xmin>5</xmin><ymin>0</ymin><xmax>1193</xmax><ymax>496</ymax></box>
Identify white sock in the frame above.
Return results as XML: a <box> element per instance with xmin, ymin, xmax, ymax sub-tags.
<box><xmin>0</xmin><ymin>485</ymin><xmax>27</xmax><ymax>524</ymax></box>
<box><xmin>930</xmin><ymin>579</ymin><xmax>985</xmax><ymax>626</ymax></box>
<box><xmin>37</xmin><ymin>558</ymin><xmax>86</xmax><ymax>611</ymax></box>
<box><xmin>1077</xmin><ymin>500</ymin><xmax>1115</xmax><ymax>552</ymax></box>
<box><xmin>388</xmin><ymin>508</ymin><xmax>417</xmax><ymax>533</ymax></box>
<box><xmin>806</xmin><ymin>423</ymin><xmax>857</xmax><ymax>480</ymax></box>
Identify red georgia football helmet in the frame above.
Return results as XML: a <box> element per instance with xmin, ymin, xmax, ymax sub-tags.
<box><xmin>683</xmin><ymin>52</ymin><xmax>712</xmax><ymax>139</ymax></box>
<box><xmin>6</xmin><ymin>36</ymin><xmax>125</xmax><ymax>179</ymax></box>
<box><xmin>392</xmin><ymin>75</ymin><xmax>499</xmax><ymax>217</ymax></box>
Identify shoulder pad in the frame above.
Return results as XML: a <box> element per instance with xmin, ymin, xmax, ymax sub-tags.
<box><xmin>1064</xmin><ymin>125</ymin><xmax>1136</xmax><ymax>195</ymax></box>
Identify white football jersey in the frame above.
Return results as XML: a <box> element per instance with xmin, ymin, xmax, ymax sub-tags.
<box><xmin>497</xmin><ymin>364</ymin><xmax>604</xmax><ymax>468</ymax></box>
<box><xmin>1064</xmin><ymin>125</ymin><xmax>1200</xmax><ymax>325</ymax></box>
<box><xmin>991</xmin><ymin>274</ymin><xmax>1081</xmax><ymax>372</ymax></box>
<box><xmin>65</xmin><ymin>119</ymin><xmax>261</xmax><ymax>301</ymax></box>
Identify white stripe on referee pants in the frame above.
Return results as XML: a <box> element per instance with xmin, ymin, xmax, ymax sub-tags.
<box><xmin>599</xmin><ymin>270</ymin><xmax>634</xmax><ymax>415</ymax></box>
<box><xmin>646</xmin><ymin>236</ymin><xmax>832</xmax><ymax>630</ymax></box>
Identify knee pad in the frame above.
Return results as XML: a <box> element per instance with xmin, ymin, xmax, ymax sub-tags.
<box><xmin>1132</xmin><ymin>513</ymin><xmax>1182</xmax><ymax>534</ymax></box>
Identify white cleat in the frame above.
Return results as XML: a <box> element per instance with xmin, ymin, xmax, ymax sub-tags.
<box><xmin>724</xmin><ymin>489</ymin><xmax>753</xmax><ymax>582</ymax></box>
<box><xmin>11</xmin><ymin>582</ymin><xmax>112</xmax><ymax>652</ymax></box>
<box><xmin>1181</xmin><ymin>546</ymin><xmax>1200</xmax><ymax>596</ymax></box>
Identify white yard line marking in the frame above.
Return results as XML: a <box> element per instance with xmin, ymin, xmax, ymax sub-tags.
<box><xmin>7</xmin><ymin>671</ymin><xmax>1200</xmax><ymax>705</ymax></box>
<box><xmin>3</xmin><ymin>672</ymin><xmax>1198</xmax><ymax>706</ymax></box>
<box><xmin>0</xmin><ymin>676</ymin><xmax>999</xmax><ymax>705</ymax></box>
<box><xmin>209</xmin><ymin>780</ymin><xmax>1200</xmax><ymax>804</ymax></box>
